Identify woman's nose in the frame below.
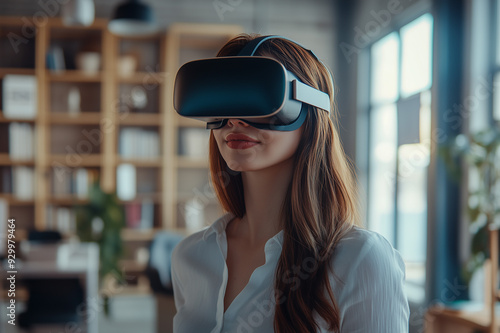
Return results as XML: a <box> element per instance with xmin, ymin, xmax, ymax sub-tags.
<box><xmin>227</xmin><ymin>119</ymin><xmax>249</xmax><ymax>127</ymax></box>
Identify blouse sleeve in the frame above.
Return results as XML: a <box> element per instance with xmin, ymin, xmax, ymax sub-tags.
<box><xmin>171</xmin><ymin>244</ymin><xmax>185</xmax><ymax>310</ymax></box>
<box><xmin>336</xmin><ymin>231</ymin><xmax>410</xmax><ymax>333</ymax></box>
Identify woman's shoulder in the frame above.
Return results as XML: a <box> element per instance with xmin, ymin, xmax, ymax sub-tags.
<box><xmin>335</xmin><ymin>225</ymin><xmax>395</xmax><ymax>253</ymax></box>
<box><xmin>172</xmin><ymin>213</ymin><xmax>233</xmax><ymax>262</ymax></box>
<box><xmin>330</xmin><ymin>226</ymin><xmax>406</xmax><ymax>282</ymax></box>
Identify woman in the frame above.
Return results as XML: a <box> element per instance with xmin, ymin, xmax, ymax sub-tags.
<box><xmin>171</xmin><ymin>34</ymin><xmax>409</xmax><ymax>333</ymax></box>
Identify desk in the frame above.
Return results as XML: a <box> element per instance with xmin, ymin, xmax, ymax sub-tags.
<box><xmin>0</xmin><ymin>242</ymin><xmax>99</xmax><ymax>333</ymax></box>
<box><xmin>425</xmin><ymin>306</ymin><xmax>500</xmax><ymax>333</ymax></box>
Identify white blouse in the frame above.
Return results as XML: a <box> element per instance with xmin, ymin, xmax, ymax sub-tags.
<box><xmin>171</xmin><ymin>213</ymin><xmax>409</xmax><ymax>332</ymax></box>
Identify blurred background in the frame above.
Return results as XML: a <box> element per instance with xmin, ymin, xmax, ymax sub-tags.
<box><xmin>0</xmin><ymin>0</ymin><xmax>498</xmax><ymax>332</ymax></box>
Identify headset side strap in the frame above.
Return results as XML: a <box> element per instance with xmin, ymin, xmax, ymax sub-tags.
<box><xmin>292</xmin><ymin>80</ymin><xmax>331</xmax><ymax>112</ymax></box>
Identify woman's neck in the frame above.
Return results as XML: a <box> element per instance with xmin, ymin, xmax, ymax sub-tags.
<box><xmin>232</xmin><ymin>157</ymin><xmax>294</xmax><ymax>246</ymax></box>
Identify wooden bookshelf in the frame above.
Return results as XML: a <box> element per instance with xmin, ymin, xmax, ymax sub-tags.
<box><xmin>0</xmin><ymin>17</ymin><xmax>243</xmax><ymax>292</ymax></box>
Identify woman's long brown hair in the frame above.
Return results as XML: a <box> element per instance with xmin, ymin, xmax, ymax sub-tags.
<box><xmin>209</xmin><ymin>34</ymin><xmax>361</xmax><ymax>333</ymax></box>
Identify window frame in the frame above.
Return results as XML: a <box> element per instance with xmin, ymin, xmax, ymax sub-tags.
<box><xmin>364</xmin><ymin>11</ymin><xmax>434</xmax><ymax>303</ymax></box>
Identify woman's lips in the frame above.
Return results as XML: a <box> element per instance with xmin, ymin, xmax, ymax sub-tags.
<box><xmin>225</xmin><ymin>133</ymin><xmax>260</xmax><ymax>149</ymax></box>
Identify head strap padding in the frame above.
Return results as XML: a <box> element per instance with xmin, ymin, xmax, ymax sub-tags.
<box><xmin>236</xmin><ymin>35</ymin><xmax>334</xmax><ymax>107</ymax></box>
<box><xmin>236</xmin><ymin>35</ymin><xmax>320</xmax><ymax>60</ymax></box>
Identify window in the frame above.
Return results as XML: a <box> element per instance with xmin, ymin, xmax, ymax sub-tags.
<box><xmin>366</xmin><ymin>13</ymin><xmax>433</xmax><ymax>303</ymax></box>
<box><xmin>493</xmin><ymin>0</ymin><xmax>500</xmax><ymax>123</ymax></box>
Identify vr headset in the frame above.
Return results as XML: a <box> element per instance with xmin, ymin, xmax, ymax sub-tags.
<box><xmin>173</xmin><ymin>35</ymin><xmax>332</xmax><ymax>131</ymax></box>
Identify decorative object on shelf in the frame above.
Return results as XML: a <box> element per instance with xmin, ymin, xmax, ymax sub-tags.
<box><xmin>116</xmin><ymin>163</ymin><xmax>136</xmax><ymax>200</ymax></box>
<box><xmin>61</xmin><ymin>0</ymin><xmax>95</xmax><ymax>27</ymax></box>
<box><xmin>75</xmin><ymin>52</ymin><xmax>101</xmax><ymax>74</ymax></box>
<box><xmin>131</xmin><ymin>86</ymin><xmax>148</xmax><ymax>109</ymax></box>
<box><xmin>117</xmin><ymin>54</ymin><xmax>138</xmax><ymax>77</ymax></box>
<box><xmin>108</xmin><ymin>0</ymin><xmax>158</xmax><ymax>36</ymax></box>
<box><xmin>2</xmin><ymin>75</ymin><xmax>37</xmax><ymax>119</ymax></box>
<box><xmin>46</xmin><ymin>45</ymin><xmax>65</xmax><ymax>72</ymax></box>
<box><xmin>68</xmin><ymin>86</ymin><xmax>81</xmax><ymax>116</ymax></box>
<box><xmin>442</xmin><ymin>126</ymin><xmax>500</xmax><ymax>281</ymax></box>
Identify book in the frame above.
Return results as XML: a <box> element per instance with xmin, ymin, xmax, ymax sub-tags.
<box><xmin>9</xmin><ymin>122</ymin><xmax>34</xmax><ymax>160</ymax></box>
<box><xmin>56</xmin><ymin>207</ymin><xmax>71</xmax><ymax>234</ymax></box>
<box><xmin>12</xmin><ymin>166</ymin><xmax>34</xmax><ymax>200</ymax></box>
<box><xmin>2</xmin><ymin>75</ymin><xmax>37</xmax><ymax>119</ymax></box>
<box><xmin>1</xmin><ymin>167</ymin><xmax>12</xmax><ymax>193</ymax></box>
<box><xmin>52</xmin><ymin>166</ymin><xmax>71</xmax><ymax>197</ymax></box>
<box><xmin>74</xmin><ymin>168</ymin><xmax>89</xmax><ymax>199</ymax></box>
<box><xmin>119</xmin><ymin>127</ymin><xmax>160</xmax><ymax>159</ymax></box>
<box><xmin>140</xmin><ymin>198</ymin><xmax>154</xmax><ymax>230</ymax></box>
<box><xmin>125</xmin><ymin>202</ymin><xmax>141</xmax><ymax>228</ymax></box>
<box><xmin>46</xmin><ymin>45</ymin><xmax>65</xmax><ymax>73</ymax></box>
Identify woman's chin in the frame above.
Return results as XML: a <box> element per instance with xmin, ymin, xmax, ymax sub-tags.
<box><xmin>226</xmin><ymin>160</ymin><xmax>252</xmax><ymax>172</ymax></box>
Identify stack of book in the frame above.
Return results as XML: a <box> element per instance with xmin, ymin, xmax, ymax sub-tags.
<box><xmin>124</xmin><ymin>198</ymin><xmax>155</xmax><ymax>230</ymax></box>
<box><xmin>9</xmin><ymin>122</ymin><xmax>35</xmax><ymax>160</ymax></box>
<box><xmin>52</xmin><ymin>167</ymin><xmax>98</xmax><ymax>199</ymax></box>
<box><xmin>119</xmin><ymin>128</ymin><xmax>160</xmax><ymax>159</ymax></box>
<box><xmin>45</xmin><ymin>206</ymin><xmax>76</xmax><ymax>234</ymax></box>
<box><xmin>11</xmin><ymin>166</ymin><xmax>34</xmax><ymax>200</ymax></box>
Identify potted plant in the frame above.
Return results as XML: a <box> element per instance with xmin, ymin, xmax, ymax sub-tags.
<box><xmin>442</xmin><ymin>126</ymin><xmax>500</xmax><ymax>283</ymax></box>
<box><xmin>75</xmin><ymin>180</ymin><xmax>125</xmax><ymax>313</ymax></box>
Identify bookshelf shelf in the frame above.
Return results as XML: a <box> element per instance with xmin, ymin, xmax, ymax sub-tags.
<box><xmin>177</xmin><ymin>116</ymin><xmax>207</xmax><ymax>128</ymax></box>
<box><xmin>0</xmin><ymin>194</ymin><xmax>35</xmax><ymax>205</ymax></box>
<box><xmin>0</xmin><ymin>112</ymin><xmax>36</xmax><ymax>123</ymax></box>
<box><xmin>50</xmin><ymin>154</ymin><xmax>102</xmax><ymax>167</ymax></box>
<box><xmin>117</xmin><ymin>158</ymin><xmax>162</xmax><ymax>167</ymax></box>
<box><xmin>0</xmin><ymin>68</ymin><xmax>36</xmax><ymax>78</ymax></box>
<box><xmin>117</xmin><ymin>71</ymin><xmax>166</xmax><ymax>84</ymax></box>
<box><xmin>119</xmin><ymin>113</ymin><xmax>162</xmax><ymax>126</ymax></box>
<box><xmin>121</xmin><ymin>228</ymin><xmax>160</xmax><ymax>241</ymax></box>
<box><xmin>0</xmin><ymin>153</ymin><xmax>35</xmax><ymax>166</ymax></box>
<box><xmin>48</xmin><ymin>70</ymin><xmax>102</xmax><ymax>82</ymax></box>
<box><xmin>49</xmin><ymin>197</ymin><xmax>89</xmax><ymax>205</ymax></box>
<box><xmin>176</xmin><ymin>156</ymin><xmax>209</xmax><ymax>169</ymax></box>
<box><xmin>49</xmin><ymin>112</ymin><xmax>102</xmax><ymax>125</ymax></box>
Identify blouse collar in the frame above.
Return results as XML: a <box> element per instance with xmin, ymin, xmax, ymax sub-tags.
<box><xmin>202</xmin><ymin>212</ymin><xmax>284</xmax><ymax>250</ymax></box>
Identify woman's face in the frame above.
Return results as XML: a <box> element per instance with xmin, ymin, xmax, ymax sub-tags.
<box><xmin>213</xmin><ymin>119</ymin><xmax>302</xmax><ymax>172</ymax></box>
